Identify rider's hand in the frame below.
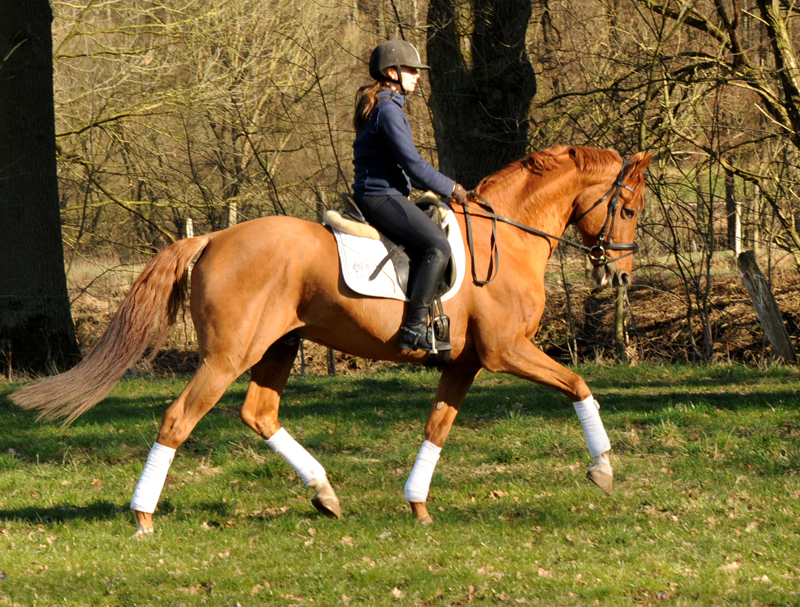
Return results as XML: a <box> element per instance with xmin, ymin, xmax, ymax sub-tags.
<box><xmin>452</xmin><ymin>183</ymin><xmax>468</xmax><ymax>204</ymax></box>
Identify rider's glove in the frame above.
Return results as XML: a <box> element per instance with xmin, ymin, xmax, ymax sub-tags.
<box><xmin>452</xmin><ymin>183</ymin><xmax>468</xmax><ymax>204</ymax></box>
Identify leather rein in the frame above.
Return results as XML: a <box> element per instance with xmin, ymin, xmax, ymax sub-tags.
<box><xmin>456</xmin><ymin>161</ymin><xmax>637</xmax><ymax>286</ymax></box>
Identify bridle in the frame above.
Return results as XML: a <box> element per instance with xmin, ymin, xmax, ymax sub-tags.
<box><xmin>573</xmin><ymin>160</ymin><xmax>638</xmax><ymax>264</ymax></box>
<box><xmin>458</xmin><ymin>160</ymin><xmax>638</xmax><ymax>286</ymax></box>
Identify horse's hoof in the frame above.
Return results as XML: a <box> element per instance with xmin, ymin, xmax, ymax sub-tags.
<box><xmin>586</xmin><ymin>451</ymin><xmax>613</xmax><ymax>495</ymax></box>
<box><xmin>587</xmin><ymin>469</ymin><xmax>613</xmax><ymax>495</ymax></box>
<box><xmin>409</xmin><ymin>502</ymin><xmax>433</xmax><ymax>525</ymax></box>
<box><xmin>311</xmin><ymin>478</ymin><xmax>342</xmax><ymax>518</ymax></box>
<box><xmin>132</xmin><ymin>510</ymin><xmax>154</xmax><ymax>537</ymax></box>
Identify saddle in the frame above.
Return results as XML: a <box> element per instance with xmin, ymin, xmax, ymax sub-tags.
<box><xmin>324</xmin><ymin>193</ymin><xmax>462</xmax><ymax>299</ymax></box>
<box><xmin>323</xmin><ymin>193</ymin><xmax>466</xmax><ymax>365</ymax></box>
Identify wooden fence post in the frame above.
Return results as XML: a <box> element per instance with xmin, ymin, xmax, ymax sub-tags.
<box><xmin>737</xmin><ymin>250</ymin><xmax>796</xmax><ymax>363</ymax></box>
<box><xmin>227</xmin><ymin>202</ymin><xmax>238</xmax><ymax>228</ymax></box>
<box><xmin>615</xmin><ymin>285</ymin><xmax>627</xmax><ymax>364</ymax></box>
<box><xmin>299</xmin><ymin>340</ymin><xmax>307</xmax><ymax>376</ymax></box>
<box><xmin>726</xmin><ymin>168</ymin><xmax>741</xmax><ymax>256</ymax></box>
<box><xmin>327</xmin><ymin>348</ymin><xmax>336</xmax><ymax>376</ymax></box>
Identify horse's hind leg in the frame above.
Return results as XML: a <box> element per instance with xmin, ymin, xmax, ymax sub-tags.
<box><xmin>240</xmin><ymin>339</ymin><xmax>341</xmax><ymax>518</ymax></box>
<box><xmin>406</xmin><ymin>365</ymin><xmax>481</xmax><ymax>524</ymax></box>
<box><xmin>131</xmin><ymin>359</ymin><xmax>240</xmax><ymax>536</ymax></box>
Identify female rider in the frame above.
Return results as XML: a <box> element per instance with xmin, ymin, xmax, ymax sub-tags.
<box><xmin>352</xmin><ymin>40</ymin><xmax>468</xmax><ymax>353</ymax></box>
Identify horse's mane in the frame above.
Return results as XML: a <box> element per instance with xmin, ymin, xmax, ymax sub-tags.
<box><xmin>475</xmin><ymin>145</ymin><xmax>623</xmax><ymax>192</ymax></box>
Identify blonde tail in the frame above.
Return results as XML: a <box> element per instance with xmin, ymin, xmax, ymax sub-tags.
<box><xmin>9</xmin><ymin>235</ymin><xmax>211</xmax><ymax>424</ymax></box>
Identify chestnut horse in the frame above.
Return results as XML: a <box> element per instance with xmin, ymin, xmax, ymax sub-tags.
<box><xmin>11</xmin><ymin>145</ymin><xmax>651</xmax><ymax>534</ymax></box>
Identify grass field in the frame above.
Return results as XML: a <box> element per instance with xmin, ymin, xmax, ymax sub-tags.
<box><xmin>1</xmin><ymin>364</ymin><xmax>800</xmax><ymax>606</ymax></box>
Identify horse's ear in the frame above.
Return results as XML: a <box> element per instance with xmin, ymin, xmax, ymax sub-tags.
<box><xmin>629</xmin><ymin>151</ymin><xmax>652</xmax><ymax>174</ymax></box>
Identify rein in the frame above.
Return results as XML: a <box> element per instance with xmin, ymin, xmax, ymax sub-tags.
<box><xmin>457</xmin><ymin>161</ymin><xmax>637</xmax><ymax>286</ymax></box>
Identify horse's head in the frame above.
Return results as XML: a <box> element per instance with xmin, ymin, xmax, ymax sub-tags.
<box><xmin>571</xmin><ymin>149</ymin><xmax>652</xmax><ymax>288</ymax></box>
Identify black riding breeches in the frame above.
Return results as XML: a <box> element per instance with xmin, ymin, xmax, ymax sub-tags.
<box><xmin>354</xmin><ymin>194</ymin><xmax>451</xmax><ymax>263</ymax></box>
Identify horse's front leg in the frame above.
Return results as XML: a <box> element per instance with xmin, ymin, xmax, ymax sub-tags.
<box><xmin>481</xmin><ymin>335</ymin><xmax>613</xmax><ymax>494</ymax></box>
<box><xmin>406</xmin><ymin>365</ymin><xmax>481</xmax><ymax>524</ymax></box>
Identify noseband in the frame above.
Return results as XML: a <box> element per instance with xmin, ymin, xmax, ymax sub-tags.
<box><xmin>458</xmin><ymin>161</ymin><xmax>638</xmax><ymax>286</ymax></box>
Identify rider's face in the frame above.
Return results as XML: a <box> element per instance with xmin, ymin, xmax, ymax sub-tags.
<box><xmin>400</xmin><ymin>67</ymin><xmax>420</xmax><ymax>93</ymax></box>
<box><xmin>385</xmin><ymin>66</ymin><xmax>421</xmax><ymax>94</ymax></box>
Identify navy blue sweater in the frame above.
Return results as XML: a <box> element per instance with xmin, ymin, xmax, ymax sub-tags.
<box><xmin>352</xmin><ymin>89</ymin><xmax>455</xmax><ymax>199</ymax></box>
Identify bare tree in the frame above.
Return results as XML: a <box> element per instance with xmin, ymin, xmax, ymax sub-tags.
<box><xmin>0</xmin><ymin>0</ymin><xmax>81</xmax><ymax>375</ymax></box>
<box><xmin>426</xmin><ymin>0</ymin><xmax>537</xmax><ymax>187</ymax></box>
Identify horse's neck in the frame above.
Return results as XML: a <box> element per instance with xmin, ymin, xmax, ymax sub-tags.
<box><xmin>478</xmin><ymin>171</ymin><xmax>580</xmax><ymax>239</ymax></box>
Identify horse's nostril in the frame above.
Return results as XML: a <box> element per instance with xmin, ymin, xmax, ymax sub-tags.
<box><xmin>619</xmin><ymin>272</ymin><xmax>630</xmax><ymax>286</ymax></box>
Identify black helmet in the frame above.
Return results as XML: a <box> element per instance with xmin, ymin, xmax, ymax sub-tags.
<box><xmin>368</xmin><ymin>40</ymin><xmax>430</xmax><ymax>83</ymax></box>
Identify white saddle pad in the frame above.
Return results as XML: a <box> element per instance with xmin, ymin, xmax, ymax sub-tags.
<box><xmin>332</xmin><ymin>204</ymin><xmax>466</xmax><ymax>302</ymax></box>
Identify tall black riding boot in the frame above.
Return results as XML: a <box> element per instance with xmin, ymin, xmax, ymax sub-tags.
<box><xmin>399</xmin><ymin>248</ymin><xmax>452</xmax><ymax>353</ymax></box>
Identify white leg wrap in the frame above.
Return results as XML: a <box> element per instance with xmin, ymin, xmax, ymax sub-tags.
<box><xmin>265</xmin><ymin>428</ymin><xmax>326</xmax><ymax>487</ymax></box>
<box><xmin>573</xmin><ymin>396</ymin><xmax>611</xmax><ymax>458</ymax></box>
<box><xmin>404</xmin><ymin>440</ymin><xmax>442</xmax><ymax>503</ymax></box>
<box><xmin>130</xmin><ymin>442</ymin><xmax>176</xmax><ymax>513</ymax></box>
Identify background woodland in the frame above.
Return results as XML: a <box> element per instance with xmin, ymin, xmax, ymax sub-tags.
<box><xmin>43</xmin><ymin>0</ymin><xmax>800</xmax><ymax>367</ymax></box>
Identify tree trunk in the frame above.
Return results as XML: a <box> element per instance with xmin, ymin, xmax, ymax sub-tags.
<box><xmin>0</xmin><ymin>1</ymin><xmax>80</xmax><ymax>376</ymax></box>
<box><xmin>426</xmin><ymin>0</ymin><xmax>537</xmax><ymax>188</ymax></box>
<box><xmin>755</xmin><ymin>0</ymin><xmax>800</xmax><ymax>151</ymax></box>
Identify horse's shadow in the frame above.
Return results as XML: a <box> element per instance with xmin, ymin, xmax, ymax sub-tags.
<box><xmin>1</xmin><ymin>369</ymin><xmax>796</xmax><ymax>467</ymax></box>
<box><xmin>0</xmin><ymin>500</ymin><xmax>126</xmax><ymax>525</ymax></box>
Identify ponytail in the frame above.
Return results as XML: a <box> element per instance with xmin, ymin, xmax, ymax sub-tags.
<box><xmin>353</xmin><ymin>81</ymin><xmax>393</xmax><ymax>132</ymax></box>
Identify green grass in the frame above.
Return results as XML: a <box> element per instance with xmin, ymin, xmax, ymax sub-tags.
<box><xmin>1</xmin><ymin>364</ymin><xmax>800</xmax><ymax>606</ymax></box>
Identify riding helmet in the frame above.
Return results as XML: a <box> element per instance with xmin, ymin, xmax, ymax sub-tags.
<box><xmin>369</xmin><ymin>40</ymin><xmax>430</xmax><ymax>82</ymax></box>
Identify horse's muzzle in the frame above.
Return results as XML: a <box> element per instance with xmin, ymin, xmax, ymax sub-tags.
<box><xmin>591</xmin><ymin>264</ymin><xmax>631</xmax><ymax>288</ymax></box>
<box><xmin>614</xmin><ymin>271</ymin><xmax>631</xmax><ymax>287</ymax></box>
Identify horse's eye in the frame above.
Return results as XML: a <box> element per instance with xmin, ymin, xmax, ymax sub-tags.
<box><xmin>621</xmin><ymin>207</ymin><xmax>636</xmax><ymax>219</ymax></box>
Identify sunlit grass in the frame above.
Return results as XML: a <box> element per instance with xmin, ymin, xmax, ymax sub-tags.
<box><xmin>1</xmin><ymin>363</ymin><xmax>799</xmax><ymax>605</ymax></box>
